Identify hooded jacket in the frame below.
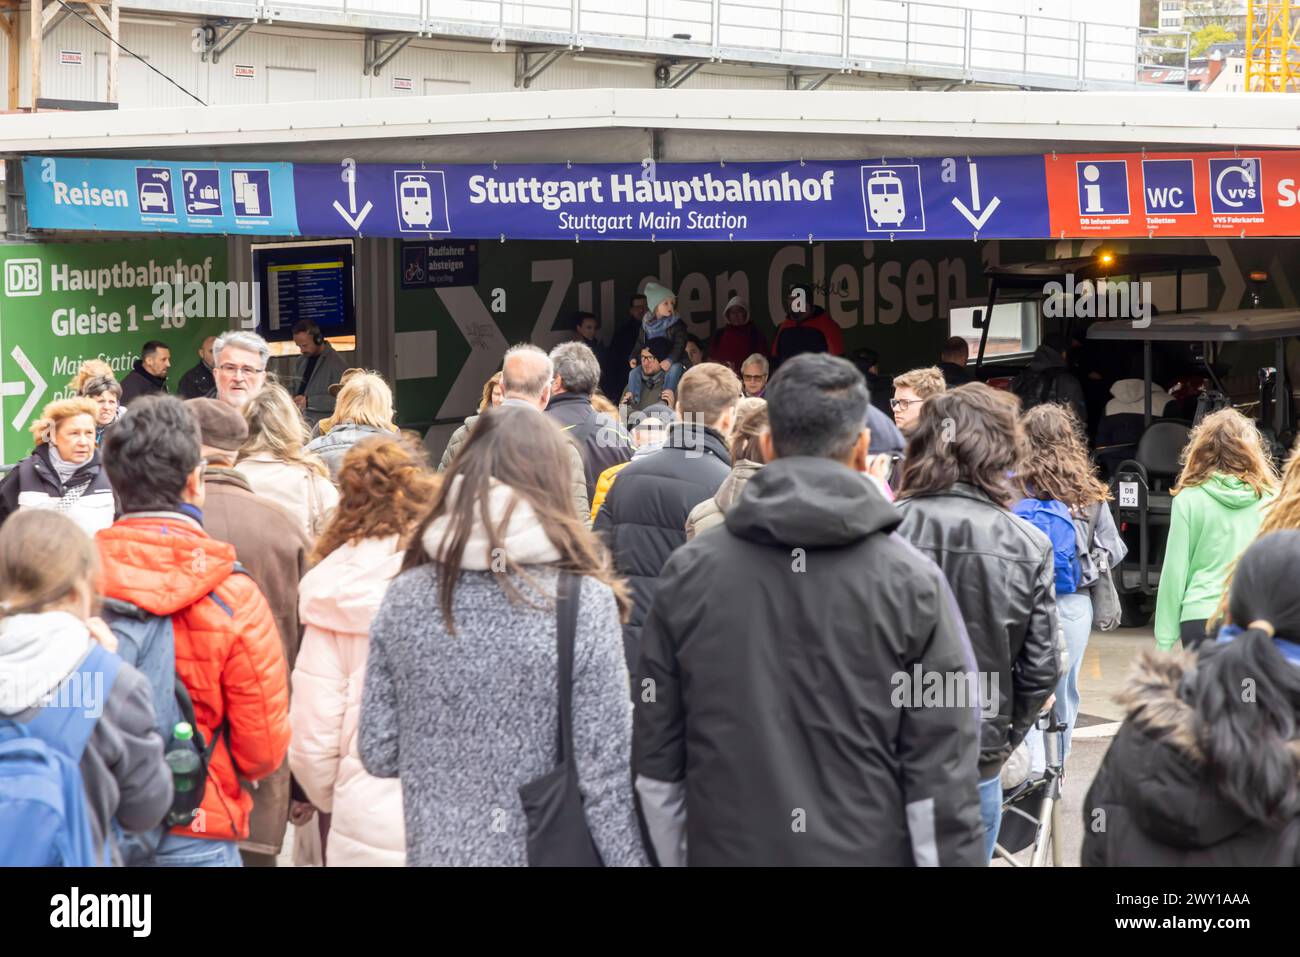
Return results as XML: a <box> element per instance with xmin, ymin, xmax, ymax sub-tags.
<box><xmin>634</xmin><ymin>456</ymin><xmax>985</xmax><ymax>866</ymax></box>
<box><xmin>1105</xmin><ymin>378</ymin><xmax>1175</xmax><ymax>418</ymax></box>
<box><xmin>1010</xmin><ymin>344</ymin><xmax>1088</xmax><ymax>425</ymax></box>
<box><xmin>357</xmin><ymin>479</ymin><xmax>647</xmax><ymax>866</ymax></box>
<box><xmin>1083</xmin><ymin>647</ymin><xmax>1300</xmax><ymax>866</ymax></box>
<box><xmin>119</xmin><ymin>360</ymin><xmax>168</xmax><ymax>406</ymax></box>
<box><xmin>896</xmin><ymin>484</ymin><xmax>1061</xmax><ymax>777</ymax></box>
<box><xmin>593</xmin><ymin>421</ymin><xmax>731</xmax><ymax>674</ymax></box>
<box><xmin>306</xmin><ymin>422</ymin><xmax>392</xmax><ymax>481</ymax></box>
<box><xmin>95</xmin><ymin>513</ymin><xmax>291</xmax><ymax>843</ymax></box>
<box><xmin>710</xmin><ymin>320</ymin><xmax>769</xmax><ymax>375</ymax></box>
<box><xmin>0</xmin><ymin>444</ymin><xmax>116</xmax><ymax>537</ymax></box>
<box><xmin>1155</xmin><ymin>474</ymin><xmax>1273</xmax><ymax>650</ymax></box>
<box><xmin>0</xmin><ymin>611</ymin><xmax>173</xmax><ymax>864</ymax></box>
<box><xmin>291</xmin><ymin>535</ymin><xmax>405</xmax><ymax>866</ymax></box>
<box><xmin>178</xmin><ymin>359</ymin><xmax>215</xmax><ymax>401</ymax></box>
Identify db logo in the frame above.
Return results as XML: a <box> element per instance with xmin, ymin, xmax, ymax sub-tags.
<box><xmin>4</xmin><ymin>259</ymin><xmax>41</xmax><ymax>297</ymax></box>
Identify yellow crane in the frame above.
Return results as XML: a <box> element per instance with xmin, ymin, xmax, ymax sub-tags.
<box><xmin>1246</xmin><ymin>0</ymin><xmax>1300</xmax><ymax>90</ymax></box>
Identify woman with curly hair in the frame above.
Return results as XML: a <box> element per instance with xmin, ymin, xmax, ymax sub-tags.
<box><xmin>290</xmin><ymin>434</ymin><xmax>437</xmax><ymax>866</ymax></box>
<box><xmin>1015</xmin><ymin>403</ymin><xmax>1127</xmax><ymax>757</ymax></box>
<box><xmin>1155</xmin><ymin>408</ymin><xmax>1277</xmax><ymax>652</ymax></box>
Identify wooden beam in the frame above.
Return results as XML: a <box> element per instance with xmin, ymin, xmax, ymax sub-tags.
<box><xmin>106</xmin><ymin>0</ymin><xmax>116</xmax><ymax>103</ymax></box>
<box><xmin>2</xmin><ymin>11</ymin><xmax>16</xmax><ymax>111</ymax></box>
<box><xmin>30</xmin><ymin>0</ymin><xmax>41</xmax><ymax>109</ymax></box>
<box><xmin>40</xmin><ymin>0</ymin><xmax>58</xmax><ymax>30</ymax></box>
<box><xmin>86</xmin><ymin>2</ymin><xmax>112</xmax><ymax>36</ymax></box>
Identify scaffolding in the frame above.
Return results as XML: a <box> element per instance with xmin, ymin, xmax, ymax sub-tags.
<box><xmin>1246</xmin><ymin>0</ymin><xmax>1300</xmax><ymax>91</ymax></box>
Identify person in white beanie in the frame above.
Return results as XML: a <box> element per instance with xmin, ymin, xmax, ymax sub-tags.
<box><xmin>709</xmin><ymin>295</ymin><xmax>769</xmax><ymax>375</ymax></box>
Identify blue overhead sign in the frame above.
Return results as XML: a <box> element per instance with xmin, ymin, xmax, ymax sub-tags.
<box><xmin>23</xmin><ymin>154</ymin><xmax>1050</xmax><ymax>240</ymax></box>
<box><xmin>22</xmin><ymin>156</ymin><xmax>298</xmax><ymax>235</ymax></box>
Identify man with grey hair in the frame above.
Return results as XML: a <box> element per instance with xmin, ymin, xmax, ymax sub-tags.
<box><xmin>443</xmin><ymin>344</ymin><xmax>591</xmax><ymax>524</ymax></box>
<box><xmin>213</xmin><ymin>330</ymin><xmax>271</xmax><ymax>410</ymax></box>
<box><xmin>546</xmin><ymin>340</ymin><xmax>632</xmax><ymax>499</ymax></box>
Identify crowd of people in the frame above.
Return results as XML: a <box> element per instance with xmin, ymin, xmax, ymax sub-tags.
<box><xmin>4</xmin><ymin>283</ymin><xmax>1300</xmax><ymax>869</ymax></box>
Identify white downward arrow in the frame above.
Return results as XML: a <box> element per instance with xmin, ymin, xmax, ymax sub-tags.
<box><xmin>332</xmin><ymin>173</ymin><xmax>373</xmax><ymax>231</ymax></box>
<box><xmin>12</xmin><ymin>346</ymin><xmax>46</xmax><ymax>432</ymax></box>
<box><xmin>951</xmin><ymin>163</ymin><xmax>1002</xmax><ymax>231</ymax></box>
<box><xmin>332</xmin><ymin>199</ymin><xmax>373</xmax><ymax>231</ymax></box>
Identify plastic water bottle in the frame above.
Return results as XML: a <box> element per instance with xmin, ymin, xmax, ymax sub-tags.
<box><xmin>165</xmin><ymin>722</ymin><xmax>202</xmax><ymax>824</ymax></box>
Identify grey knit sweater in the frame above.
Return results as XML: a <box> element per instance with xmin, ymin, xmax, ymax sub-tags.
<box><xmin>359</xmin><ymin>565</ymin><xmax>647</xmax><ymax>866</ymax></box>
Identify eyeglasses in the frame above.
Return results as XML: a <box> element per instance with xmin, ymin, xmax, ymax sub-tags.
<box><xmin>742</xmin><ymin>373</ymin><xmax>767</xmax><ymax>382</ymax></box>
<box><xmin>890</xmin><ymin>398</ymin><xmax>921</xmax><ymax>411</ymax></box>
<box><xmin>216</xmin><ymin>363</ymin><xmax>265</xmax><ymax>378</ymax></box>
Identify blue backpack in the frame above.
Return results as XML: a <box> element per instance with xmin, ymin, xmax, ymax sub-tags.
<box><xmin>0</xmin><ymin>643</ymin><xmax>122</xmax><ymax>866</ymax></box>
<box><xmin>1013</xmin><ymin>498</ymin><xmax>1082</xmax><ymax>596</ymax></box>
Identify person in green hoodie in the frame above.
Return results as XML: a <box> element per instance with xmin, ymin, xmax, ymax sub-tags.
<box><xmin>1155</xmin><ymin>408</ymin><xmax>1278</xmax><ymax>651</ymax></box>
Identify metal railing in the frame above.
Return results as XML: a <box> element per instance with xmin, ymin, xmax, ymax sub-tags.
<box><xmin>132</xmin><ymin>0</ymin><xmax>1184</xmax><ymax>89</ymax></box>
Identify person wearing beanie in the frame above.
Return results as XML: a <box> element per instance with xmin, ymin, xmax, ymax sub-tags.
<box><xmin>622</xmin><ymin>337</ymin><xmax>675</xmax><ymax>413</ymax></box>
<box><xmin>627</xmin><ymin>282</ymin><xmax>689</xmax><ymax>399</ymax></box>
<box><xmin>709</xmin><ymin>296</ymin><xmax>769</xmax><ymax>375</ymax></box>
<box><xmin>184</xmin><ymin>397</ymin><xmax>311</xmax><ymax>868</ymax></box>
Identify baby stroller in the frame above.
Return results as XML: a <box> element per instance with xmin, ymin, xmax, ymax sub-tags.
<box><xmin>994</xmin><ymin>707</ymin><xmax>1066</xmax><ymax>867</ymax></box>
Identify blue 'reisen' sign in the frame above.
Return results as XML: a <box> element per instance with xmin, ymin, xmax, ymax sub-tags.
<box><xmin>23</xmin><ymin>156</ymin><xmax>299</xmax><ymax>236</ymax></box>
<box><xmin>25</xmin><ymin>155</ymin><xmax>1050</xmax><ymax>241</ymax></box>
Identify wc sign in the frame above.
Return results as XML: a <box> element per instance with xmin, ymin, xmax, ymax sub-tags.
<box><xmin>1209</xmin><ymin>158</ymin><xmax>1263</xmax><ymax>214</ymax></box>
<box><xmin>1142</xmin><ymin>159</ymin><xmax>1196</xmax><ymax>215</ymax></box>
<box><xmin>4</xmin><ymin>258</ymin><xmax>41</xmax><ymax>297</ymax></box>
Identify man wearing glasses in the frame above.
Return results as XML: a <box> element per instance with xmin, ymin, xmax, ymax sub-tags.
<box><xmin>213</xmin><ymin>331</ymin><xmax>271</xmax><ymax>410</ymax></box>
<box><xmin>889</xmin><ymin>366</ymin><xmax>946</xmax><ymax>438</ymax></box>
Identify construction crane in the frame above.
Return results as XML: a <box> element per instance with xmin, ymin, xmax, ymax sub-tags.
<box><xmin>1246</xmin><ymin>0</ymin><xmax>1300</xmax><ymax>91</ymax></box>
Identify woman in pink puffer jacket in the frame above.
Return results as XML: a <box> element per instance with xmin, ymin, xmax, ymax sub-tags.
<box><xmin>289</xmin><ymin>434</ymin><xmax>437</xmax><ymax>866</ymax></box>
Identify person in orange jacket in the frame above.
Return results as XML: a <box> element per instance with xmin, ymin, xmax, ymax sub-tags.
<box><xmin>771</xmin><ymin>282</ymin><xmax>844</xmax><ymax>369</ymax></box>
<box><xmin>96</xmin><ymin>395</ymin><xmax>290</xmax><ymax>867</ymax></box>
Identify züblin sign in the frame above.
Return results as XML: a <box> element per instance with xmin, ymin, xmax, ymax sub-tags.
<box><xmin>22</xmin><ymin>150</ymin><xmax>1300</xmax><ymax>241</ymax></box>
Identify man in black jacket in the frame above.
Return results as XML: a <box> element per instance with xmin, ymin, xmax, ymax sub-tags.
<box><xmin>633</xmin><ymin>354</ymin><xmax>984</xmax><ymax>866</ymax></box>
<box><xmin>119</xmin><ymin>340</ymin><xmax>171</xmax><ymax>405</ymax></box>
<box><xmin>546</xmin><ymin>341</ymin><xmax>632</xmax><ymax>499</ymax></box>
<box><xmin>177</xmin><ymin>335</ymin><xmax>217</xmax><ymax>400</ymax></box>
<box><xmin>895</xmin><ymin>382</ymin><xmax>1061</xmax><ymax>861</ymax></box>
<box><xmin>594</xmin><ymin>362</ymin><xmax>738</xmax><ymax>674</ymax></box>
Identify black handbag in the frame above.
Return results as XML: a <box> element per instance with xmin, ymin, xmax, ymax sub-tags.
<box><xmin>518</xmin><ymin>571</ymin><xmax>604</xmax><ymax>867</ymax></box>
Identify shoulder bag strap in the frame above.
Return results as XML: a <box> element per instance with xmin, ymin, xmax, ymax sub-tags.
<box><xmin>1085</xmin><ymin>500</ymin><xmax>1101</xmax><ymax>548</ymax></box>
<box><xmin>554</xmin><ymin>571</ymin><xmax>579</xmax><ymax>767</ymax></box>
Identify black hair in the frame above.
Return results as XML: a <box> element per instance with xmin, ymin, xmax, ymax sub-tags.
<box><xmin>141</xmin><ymin>340</ymin><xmax>169</xmax><ymax>358</ymax></box>
<box><xmin>103</xmin><ymin>395</ymin><xmax>202</xmax><ymax>513</ymax></box>
<box><xmin>765</xmin><ymin>353</ymin><xmax>868</xmax><ymax>460</ymax></box>
<box><xmin>573</xmin><ymin>312</ymin><xmax>597</xmax><ymax>329</ymax></box>
<box><xmin>629</xmin><ymin>292</ymin><xmax>647</xmax><ymax>306</ymax></box>
<box><xmin>1194</xmin><ymin>530</ymin><xmax>1300</xmax><ymax>825</ymax></box>
<box><xmin>292</xmin><ymin>319</ymin><xmax>322</xmax><ymax>340</ymax></box>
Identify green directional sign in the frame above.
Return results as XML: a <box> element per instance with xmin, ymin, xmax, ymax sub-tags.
<box><xmin>0</xmin><ymin>239</ymin><xmax>228</xmax><ymax>465</ymax></box>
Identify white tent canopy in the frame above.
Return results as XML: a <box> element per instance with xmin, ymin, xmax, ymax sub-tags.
<box><xmin>0</xmin><ymin>89</ymin><xmax>1295</xmax><ymax>164</ymax></box>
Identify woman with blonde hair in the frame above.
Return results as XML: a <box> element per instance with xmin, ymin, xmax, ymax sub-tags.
<box><xmin>67</xmin><ymin>358</ymin><xmax>116</xmax><ymax>396</ymax></box>
<box><xmin>306</xmin><ymin>372</ymin><xmax>399</xmax><ymax>480</ymax></box>
<box><xmin>1155</xmin><ymin>408</ymin><xmax>1277</xmax><ymax>651</ymax></box>
<box><xmin>238</xmin><ymin>384</ymin><xmax>339</xmax><ymax>538</ymax></box>
<box><xmin>291</xmin><ymin>434</ymin><xmax>437</xmax><ymax>866</ymax></box>
<box><xmin>686</xmin><ymin>397</ymin><xmax>769</xmax><ymax>539</ymax></box>
<box><xmin>436</xmin><ymin>371</ymin><xmax>504</xmax><ymax>472</ymax></box>
<box><xmin>0</xmin><ymin>396</ymin><xmax>115</xmax><ymax>535</ymax></box>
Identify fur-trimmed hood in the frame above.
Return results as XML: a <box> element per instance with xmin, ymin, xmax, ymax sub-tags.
<box><xmin>1107</xmin><ymin>649</ymin><xmax>1283</xmax><ymax>849</ymax></box>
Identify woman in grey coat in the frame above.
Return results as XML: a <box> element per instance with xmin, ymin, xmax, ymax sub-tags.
<box><xmin>358</xmin><ymin>403</ymin><xmax>647</xmax><ymax>867</ymax></box>
<box><xmin>305</xmin><ymin>371</ymin><xmax>398</xmax><ymax>481</ymax></box>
